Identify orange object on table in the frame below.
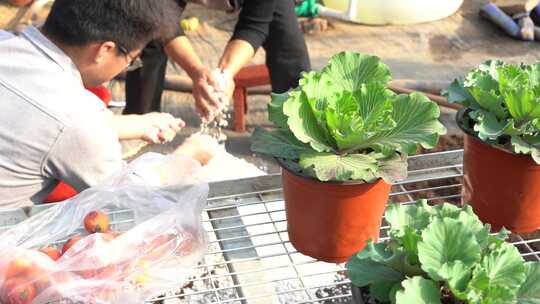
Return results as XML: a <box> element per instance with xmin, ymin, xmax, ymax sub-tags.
<box><xmin>233</xmin><ymin>64</ymin><xmax>270</xmax><ymax>132</ymax></box>
<box><xmin>8</xmin><ymin>0</ymin><xmax>34</xmax><ymax>7</ymax></box>
<box><xmin>43</xmin><ymin>85</ymin><xmax>111</xmax><ymax>203</ymax></box>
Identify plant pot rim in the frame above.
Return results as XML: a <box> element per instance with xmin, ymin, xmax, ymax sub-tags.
<box><xmin>275</xmin><ymin>157</ymin><xmax>383</xmax><ymax>186</ymax></box>
<box><xmin>456</xmin><ymin>108</ymin><xmax>527</xmax><ymax>158</ymax></box>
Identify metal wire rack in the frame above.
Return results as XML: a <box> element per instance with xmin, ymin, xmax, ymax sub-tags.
<box><xmin>0</xmin><ymin>150</ymin><xmax>538</xmax><ymax>304</ymax></box>
<box><xmin>148</xmin><ymin>149</ymin><xmax>540</xmax><ymax>304</ymax></box>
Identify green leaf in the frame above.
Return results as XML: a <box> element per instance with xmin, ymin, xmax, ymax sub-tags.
<box><xmin>298</xmin><ymin>152</ymin><xmax>378</xmax><ymax>182</ymax></box>
<box><xmin>471</xmin><ymin>110</ymin><xmax>508</xmax><ymax>141</ymax></box>
<box><xmin>386</xmin><ymin>200</ymin><xmax>432</xmax><ymax>238</ymax></box>
<box><xmin>325</xmin><ymin>84</ymin><xmax>396</xmax><ymax>151</ymax></box>
<box><xmin>498</xmin><ymin>64</ymin><xmax>540</xmax><ymax>123</ymax></box>
<box><xmin>354</xmin><ymin>84</ymin><xmax>396</xmax><ymax>134</ymax></box>
<box><xmin>511</xmin><ymin>135</ymin><xmax>540</xmax><ymax>164</ymax></box>
<box><xmin>466</xmin><ymin>283</ymin><xmax>515</xmax><ymax>304</ymax></box>
<box><xmin>347</xmin><ymin>256</ymin><xmax>403</xmax><ymax>287</ymax></box>
<box><xmin>253</xmin><ymin>52</ymin><xmax>445</xmax><ymax>183</ymax></box>
<box><xmin>370</xmin><ymin>281</ymin><xmax>401</xmax><ymax>303</ymax></box>
<box><xmin>445</xmin><ymin>77</ymin><xmax>480</xmax><ymax>109</ymax></box>
<box><xmin>429</xmin><ymin>202</ymin><xmax>461</xmax><ymax>219</ymax></box>
<box><xmin>466</xmin><ymin>243</ymin><xmax>526</xmax><ymax>304</ymax></box>
<box><xmin>395</xmin><ymin>276</ymin><xmax>442</xmax><ymax>304</ymax></box>
<box><xmin>480</xmin><ymin>243</ymin><xmax>526</xmax><ymax>291</ymax></box>
<box><xmin>465</xmin><ymin>66</ymin><xmax>506</xmax><ymax>119</ymax></box>
<box><xmin>250</xmin><ymin>127</ymin><xmax>312</xmax><ymax>159</ymax></box>
<box><xmin>323</xmin><ymin>51</ymin><xmax>391</xmax><ymax>92</ymax></box>
<box><xmin>456</xmin><ymin>205</ymin><xmax>491</xmax><ymax>250</ymax></box>
<box><xmin>299</xmin><ymin>70</ymin><xmax>338</xmax><ymax>104</ymax></box>
<box><xmin>446</xmin><ymin>262</ymin><xmax>473</xmax><ymax>300</ymax></box>
<box><xmin>517</xmin><ymin>262</ymin><xmax>540</xmax><ymax>304</ymax></box>
<box><xmin>354</xmin><ymin>93</ymin><xmax>447</xmax><ymax>156</ymax></box>
<box><xmin>449</xmin><ymin>60</ymin><xmax>540</xmax><ymax>161</ymax></box>
<box><xmin>376</xmin><ymin>152</ymin><xmax>408</xmax><ymax>183</ymax></box>
<box><xmin>268</xmin><ymin>92</ymin><xmax>290</xmax><ymax>129</ymax></box>
<box><xmin>418</xmin><ymin>218</ymin><xmax>481</xmax><ymax>282</ymax></box>
<box><xmin>365</xmin><ymin>242</ymin><xmax>421</xmax><ymax>274</ymax></box>
<box><xmin>283</xmin><ymin>91</ymin><xmax>336</xmax><ymax>152</ymax></box>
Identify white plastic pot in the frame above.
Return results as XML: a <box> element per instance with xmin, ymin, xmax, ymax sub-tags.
<box><xmin>319</xmin><ymin>0</ymin><xmax>464</xmax><ymax>25</ymax></box>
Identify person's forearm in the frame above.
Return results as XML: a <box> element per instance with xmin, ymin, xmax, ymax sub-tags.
<box><xmin>164</xmin><ymin>36</ymin><xmax>205</xmax><ymax>79</ymax></box>
<box><xmin>110</xmin><ymin>115</ymin><xmax>146</xmax><ymax>140</ymax></box>
<box><xmin>218</xmin><ymin>39</ymin><xmax>255</xmax><ymax>76</ymax></box>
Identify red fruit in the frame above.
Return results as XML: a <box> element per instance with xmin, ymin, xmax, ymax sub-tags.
<box><xmin>146</xmin><ymin>234</ymin><xmax>176</xmax><ymax>261</ymax></box>
<box><xmin>5</xmin><ymin>257</ymin><xmax>35</xmax><ymax>279</ymax></box>
<box><xmin>83</xmin><ymin>211</ymin><xmax>110</xmax><ymax>234</ymax></box>
<box><xmin>62</xmin><ymin>235</ymin><xmax>83</xmax><ymax>255</ymax></box>
<box><xmin>1</xmin><ymin>277</ymin><xmax>36</xmax><ymax>304</ymax></box>
<box><xmin>39</xmin><ymin>247</ymin><xmax>62</xmax><ymax>261</ymax></box>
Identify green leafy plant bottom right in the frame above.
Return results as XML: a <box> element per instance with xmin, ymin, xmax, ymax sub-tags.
<box><xmin>346</xmin><ymin>200</ymin><xmax>540</xmax><ymax>304</ymax></box>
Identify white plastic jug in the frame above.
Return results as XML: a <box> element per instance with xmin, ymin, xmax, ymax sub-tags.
<box><xmin>320</xmin><ymin>0</ymin><xmax>464</xmax><ymax>25</ymax></box>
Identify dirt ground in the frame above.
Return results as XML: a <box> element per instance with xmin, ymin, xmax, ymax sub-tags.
<box><xmin>1</xmin><ymin>0</ymin><xmax>539</xmax><ymax>169</ymax></box>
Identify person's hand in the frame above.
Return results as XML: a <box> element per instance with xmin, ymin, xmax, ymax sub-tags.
<box><xmin>216</xmin><ymin>69</ymin><xmax>235</xmax><ymax>106</ymax></box>
<box><xmin>191</xmin><ymin>67</ymin><xmax>222</xmax><ymax>121</ymax></box>
<box><xmin>174</xmin><ymin>133</ymin><xmax>221</xmax><ymax>165</ymax></box>
<box><xmin>140</xmin><ymin>112</ymin><xmax>185</xmax><ymax>144</ymax></box>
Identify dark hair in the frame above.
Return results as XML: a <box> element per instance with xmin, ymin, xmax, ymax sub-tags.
<box><xmin>42</xmin><ymin>0</ymin><xmax>181</xmax><ymax>51</ymax></box>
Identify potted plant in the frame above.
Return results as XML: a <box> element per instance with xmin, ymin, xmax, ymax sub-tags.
<box><xmin>346</xmin><ymin>200</ymin><xmax>540</xmax><ymax>304</ymax></box>
<box><xmin>446</xmin><ymin>60</ymin><xmax>540</xmax><ymax>233</ymax></box>
<box><xmin>251</xmin><ymin>51</ymin><xmax>446</xmax><ymax>263</ymax></box>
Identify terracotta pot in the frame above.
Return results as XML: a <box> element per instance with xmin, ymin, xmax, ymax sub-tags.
<box><xmin>458</xmin><ymin>110</ymin><xmax>540</xmax><ymax>233</ymax></box>
<box><xmin>462</xmin><ymin>134</ymin><xmax>540</xmax><ymax>233</ymax></box>
<box><xmin>280</xmin><ymin>166</ymin><xmax>391</xmax><ymax>263</ymax></box>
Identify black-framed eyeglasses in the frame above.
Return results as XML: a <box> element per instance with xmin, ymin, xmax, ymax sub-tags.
<box><xmin>117</xmin><ymin>44</ymin><xmax>143</xmax><ymax>72</ymax></box>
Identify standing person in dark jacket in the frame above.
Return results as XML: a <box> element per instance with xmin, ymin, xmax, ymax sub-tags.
<box><xmin>124</xmin><ymin>0</ymin><xmax>311</xmax><ymax>120</ymax></box>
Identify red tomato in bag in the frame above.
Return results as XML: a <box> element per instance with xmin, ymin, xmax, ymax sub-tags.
<box><xmin>1</xmin><ymin>278</ymin><xmax>36</xmax><ymax>304</ymax></box>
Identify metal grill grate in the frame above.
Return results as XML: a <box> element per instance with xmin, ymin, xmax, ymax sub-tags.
<box><xmin>149</xmin><ymin>149</ymin><xmax>540</xmax><ymax>303</ymax></box>
<box><xmin>0</xmin><ymin>150</ymin><xmax>538</xmax><ymax>303</ymax></box>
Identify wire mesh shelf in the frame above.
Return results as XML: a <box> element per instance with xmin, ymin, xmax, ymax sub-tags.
<box><xmin>0</xmin><ymin>150</ymin><xmax>538</xmax><ymax>304</ymax></box>
<box><xmin>148</xmin><ymin>149</ymin><xmax>540</xmax><ymax>303</ymax></box>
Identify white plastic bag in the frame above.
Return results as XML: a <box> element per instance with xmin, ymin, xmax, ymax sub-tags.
<box><xmin>0</xmin><ymin>153</ymin><xmax>208</xmax><ymax>304</ymax></box>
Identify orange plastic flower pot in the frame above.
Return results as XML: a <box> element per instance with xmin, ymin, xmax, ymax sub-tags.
<box><xmin>281</xmin><ymin>168</ymin><xmax>391</xmax><ymax>263</ymax></box>
<box><xmin>463</xmin><ymin>134</ymin><xmax>540</xmax><ymax>233</ymax></box>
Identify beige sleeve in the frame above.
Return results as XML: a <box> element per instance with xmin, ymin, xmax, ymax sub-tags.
<box><xmin>43</xmin><ymin>113</ymin><xmax>125</xmax><ymax>191</ymax></box>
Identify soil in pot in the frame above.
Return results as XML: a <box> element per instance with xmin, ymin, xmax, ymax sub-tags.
<box><xmin>281</xmin><ymin>167</ymin><xmax>391</xmax><ymax>264</ymax></box>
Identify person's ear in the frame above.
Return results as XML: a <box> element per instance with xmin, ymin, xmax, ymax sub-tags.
<box><xmin>93</xmin><ymin>41</ymin><xmax>117</xmax><ymax>64</ymax></box>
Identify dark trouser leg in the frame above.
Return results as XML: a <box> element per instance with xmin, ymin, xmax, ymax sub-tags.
<box><xmin>124</xmin><ymin>40</ymin><xmax>168</xmax><ymax>114</ymax></box>
<box><xmin>262</xmin><ymin>0</ymin><xmax>311</xmax><ymax>93</ymax></box>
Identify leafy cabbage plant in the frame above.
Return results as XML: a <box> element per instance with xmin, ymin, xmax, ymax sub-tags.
<box><xmin>447</xmin><ymin>60</ymin><xmax>540</xmax><ymax>163</ymax></box>
<box><xmin>251</xmin><ymin>52</ymin><xmax>446</xmax><ymax>183</ymax></box>
<box><xmin>346</xmin><ymin>201</ymin><xmax>540</xmax><ymax>304</ymax></box>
